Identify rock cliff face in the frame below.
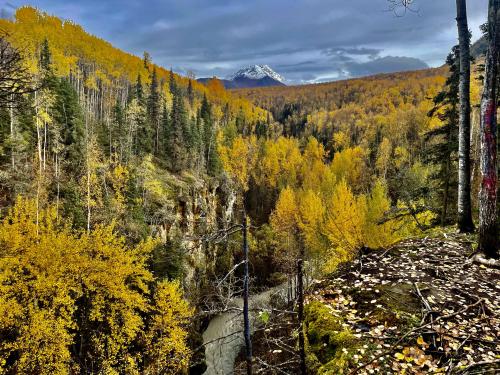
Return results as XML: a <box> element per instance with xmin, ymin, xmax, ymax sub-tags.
<box><xmin>148</xmin><ymin>172</ymin><xmax>239</xmax><ymax>296</ymax></box>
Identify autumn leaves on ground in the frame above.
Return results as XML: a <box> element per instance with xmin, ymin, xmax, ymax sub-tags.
<box><xmin>0</xmin><ymin>3</ymin><xmax>498</xmax><ymax>375</ymax></box>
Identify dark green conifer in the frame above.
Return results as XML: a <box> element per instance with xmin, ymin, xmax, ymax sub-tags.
<box><xmin>200</xmin><ymin>94</ymin><xmax>220</xmax><ymax>175</ymax></box>
<box><xmin>147</xmin><ymin>68</ymin><xmax>160</xmax><ymax>153</ymax></box>
<box><xmin>135</xmin><ymin>73</ymin><xmax>143</xmax><ymax>102</ymax></box>
<box><xmin>187</xmin><ymin>79</ymin><xmax>194</xmax><ymax>106</ymax></box>
<box><xmin>425</xmin><ymin>45</ymin><xmax>461</xmax><ymax>225</ymax></box>
<box><xmin>169</xmin><ymin>68</ymin><xmax>176</xmax><ymax>94</ymax></box>
<box><xmin>52</xmin><ymin>78</ymin><xmax>84</xmax><ymax>167</ymax></box>
<box><xmin>169</xmin><ymin>88</ymin><xmax>188</xmax><ymax>171</ymax></box>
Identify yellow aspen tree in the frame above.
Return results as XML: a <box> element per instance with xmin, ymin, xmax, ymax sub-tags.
<box><xmin>323</xmin><ymin>180</ymin><xmax>367</xmax><ymax>270</ymax></box>
<box><xmin>270</xmin><ymin>187</ymin><xmax>300</xmax><ymax>274</ymax></box>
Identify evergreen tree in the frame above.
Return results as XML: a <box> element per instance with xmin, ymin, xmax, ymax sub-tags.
<box><xmin>200</xmin><ymin>94</ymin><xmax>221</xmax><ymax>175</ymax></box>
<box><xmin>425</xmin><ymin>46</ymin><xmax>460</xmax><ymax>225</ymax></box>
<box><xmin>133</xmin><ymin>72</ymin><xmax>153</xmax><ymax>154</ymax></box>
<box><xmin>111</xmin><ymin>99</ymin><xmax>126</xmax><ymax>160</ymax></box>
<box><xmin>189</xmin><ymin>115</ymin><xmax>201</xmax><ymax>169</ymax></box>
<box><xmin>161</xmin><ymin>101</ymin><xmax>170</xmax><ymax>161</ymax></box>
<box><xmin>135</xmin><ymin>73</ymin><xmax>143</xmax><ymax>102</ymax></box>
<box><xmin>169</xmin><ymin>68</ymin><xmax>176</xmax><ymax>94</ymax></box>
<box><xmin>40</xmin><ymin>38</ymin><xmax>51</xmax><ymax>72</ymax></box>
<box><xmin>147</xmin><ymin>68</ymin><xmax>160</xmax><ymax>153</ymax></box>
<box><xmin>200</xmin><ymin>95</ymin><xmax>212</xmax><ymax>161</ymax></box>
<box><xmin>169</xmin><ymin>87</ymin><xmax>187</xmax><ymax>171</ymax></box>
<box><xmin>143</xmin><ymin>51</ymin><xmax>152</xmax><ymax>71</ymax></box>
<box><xmin>187</xmin><ymin>79</ymin><xmax>194</xmax><ymax>107</ymax></box>
<box><xmin>195</xmin><ymin>109</ymin><xmax>204</xmax><ymax>169</ymax></box>
<box><xmin>39</xmin><ymin>38</ymin><xmax>57</xmax><ymax>90</ymax></box>
<box><xmin>53</xmin><ymin>78</ymin><xmax>84</xmax><ymax>167</ymax></box>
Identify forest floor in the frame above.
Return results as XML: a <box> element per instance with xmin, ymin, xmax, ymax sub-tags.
<box><xmin>308</xmin><ymin>233</ymin><xmax>500</xmax><ymax>374</ymax></box>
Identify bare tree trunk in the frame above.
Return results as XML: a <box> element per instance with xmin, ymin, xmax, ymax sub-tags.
<box><xmin>441</xmin><ymin>155</ymin><xmax>451</xmax><ymax>226</ymax></box>
<box><xmin>56</xmin><ymin>152</ymin><xmax>60</xmax><ymax>222</ymax></box>
<box><xmin>297</xmin><ymin>256</ymin><xmax>307</xmax><ymax>375</ymax></box>
<box><xmin>478</xmin><ymin>0</ymin><xmax>499</xmax><ymax>257</ymax></box>
<box><xmin>456</xmin><ymin>0</ymin><xmax>475</xmax><ymax>232</ymax></box>
<box><xmin>242</xmin><ymin>210</ymin><xmax>252</xmax><ymax>375</ymax></box>
<box><xmin>85</xmin><ymin>115</ymin><xmax>91</xmax><ymax>233</ymax></box>
<box><xmin>10</xmin><ymin>95</ymin><xmax>14</xmax><ymax>169</ymax></box>
<box><xmin>43</xmin><ymin>121</ymin><xmax>47</xmax><ymax>171</ymax></box>
<box><xmin>35</xmin><ymin>91</ymin><xmax>42</xmax><ymax>236</ymax></box>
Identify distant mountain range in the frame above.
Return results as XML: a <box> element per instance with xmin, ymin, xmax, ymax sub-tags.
<box><xmin>198</xmin><ymin>39</ymin><xmax>487</xmax><ymax>90</ymax></box>
<box><xmin>198</xmin><ymin>64</ymin><xmax>286</xmax><ymax>89</ymax></box>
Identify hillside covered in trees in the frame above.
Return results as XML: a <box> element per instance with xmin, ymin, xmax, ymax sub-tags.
<box><xmin>0</xmin><ymin>2</ymin><xmax>498</xmax><ymax>375</ymax></box>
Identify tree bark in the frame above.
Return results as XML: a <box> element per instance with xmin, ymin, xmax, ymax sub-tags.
<box><xmin>442</xmin><ymin>123</ymin><xmax>453</xmax><ymax>226</ymax></box>
<box><xmin>297</xmin><ymin>256</ymin><xmax>307</xmax><ymax>375</ymax></box>
<box><xmin>456</xmin><ymin>0</ymin><xmax>475</xmax><ymax>232</ymax></box>
<box><xmin>85</xmin><ymin>115</ymin><xmax>91</xmax><ymax>233</ymax></box>
<box><xmin>35</xmin><ymin>90</ymin><xmax>41</xmax><ymax>236</ymax></box>
<box><xmin>242</xmin><ymin>210</ymin><xmax>252</xmax><ymax>375</ymax></box>
<box><xmin>441</xmin><ymin>156</ymin><xmax>451</xmax><ymax>226</ymax></box>
<box><xmin>478</xmin><ymin>0</ymin><xmax>499</xmax><ymax>257</ymax></box>
<box><xmin>10</xmin><ymin>95</ymin><xmax>14</xmax><ymax>169</ymax></box>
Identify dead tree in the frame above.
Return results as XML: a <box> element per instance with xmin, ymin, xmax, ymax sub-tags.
<box><xmin>478</xmin><ymin>0</ymin><xmax>499</xmax><ymax>257</ymax></box>
<box><xmin>197</xmin><ymin>211</ymin><xmax>253</xmax><ymax>375</ymax></box>
<box><xmin>0</xmin><ymin>35</ymin><xmax>34</xmax><ymax>104</ymax></box>
<box><xmin>297</xmin><ymin>257</ymin><xmax>306</xmax><ymax>375</ymax></box>
<box><xmin>455</xmin><ymin>0</ymin><xmax>475</xmax><ymax>233</ymax></box>
<box><xmin>387</xmin><ymin>0</ymin><xmax>418</xmax><ymax>16</ymax></box>
<box><xmin>242</xmin><ymin>210</ymin><xmax>252</xmax><ymax>375</ymax></box>
<box><xmin>0</xmin><ymin>34</ymin><xmax>35</xmax><ymax>170</ymax></box>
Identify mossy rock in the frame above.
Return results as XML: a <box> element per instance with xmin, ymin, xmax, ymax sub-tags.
<box><xmin>379</xmin><ymin>283</ymin><xmax>422</xmax><ymax>319</ymax></box>
<box><xmin>304</xmin><ymin>301</ymin><xmax>358</xmax><ymax>374</ymax></box>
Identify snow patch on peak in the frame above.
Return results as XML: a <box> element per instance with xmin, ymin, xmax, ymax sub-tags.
<box><xmin>228</xmin><ymin>64</ymin><xmax>285</xmax><ymax>83</ymax></box>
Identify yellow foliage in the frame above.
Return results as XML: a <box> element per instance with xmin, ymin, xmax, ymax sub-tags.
<box><xmin>255</xmin><ymin>137</ymin><xmax>303</xmax><ymax>188</ymax></box>
<box><xmin>332</xmin><ymin>131</ymin><xmax>350</xmax><ymax>150</ymax></box>
<box><xmin>0</xmin><ymin>6</ymin><xmax>267</xmax><ymax>132</ymax></box>
<box><xmin>296</xmin><ymin>189</ymin><xmax>326</xmax><ymax>259</ymax></box>
<box><xmin>219</xmin><ymin>135</ymin><xmax>257</xmax><ymax>191</ymax></box>
<box><xmin>0</xmin><ymin>197</ymin><xmax>192</xmax><ymax>374</ymax></box>
<box><xmin>394</xmin><ymin>146</ymin><xmax>410</xmax><ymax>169</ymax></box>
<box><xmin>364</xmin><ymin>180</ymin><xmax>400</xmax><ymax>249</ymax></box>
<box><xmin>108</xmin><ymin>164</ymin><xmax>130</xmax><ymax>214</ymax></box>
<box><xmin>323</xmin><ymin>180</ymin><xmax>367</xmax><ymax>270</ymax></box>
<box><xmin>330</xmin><ymin>146</ymin><xmax>369</xmax><ymax>192</ymax></box>
<box><xmin>142</xmin><ymin>281</ymin><xmax>193</xmax><ymax>374</ymax></box>
<box><xmin>270</xmin><ymin>187</ymin><xmax>300</xmax><ymax>273</ymax></box>
<box><xmin>300</xmin><ymin>137</ymin><xmax>329</xmax><ymax>192</ymax></box>
<box><xmin>140</xmin><ymin>155</ymin><xmax>170</xmax><ymax>203</ymax></box>
<box><xmin>375</xmin><ymin>138</ymin><xmax>392</xmax><ymax>179</ymax></box>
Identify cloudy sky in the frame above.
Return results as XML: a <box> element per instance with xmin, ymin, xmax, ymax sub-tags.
<box><xmin>2</xmin><ymin>0</ymin><xmax>489</xmax><ymax>84</ymax></box>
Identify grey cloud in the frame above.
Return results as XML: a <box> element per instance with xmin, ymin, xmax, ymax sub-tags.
<box><xmin>275</xmin><ymin>54</ymin><xmax>428</xmax><ymax>84</ymax></box>
<box><xmin>14</xmin><ymin>0</ymin><xmax>489</xmax><ymax>83</ymax></box>
<box><xmin>322</xmin><ymin>47</ymin><xmax>381</xmax><ymax>57</ymax></box>
<box><xmin>347</xmin><ymin>56</ymin><xmax>429</xmax><ymax>77</ymax></box>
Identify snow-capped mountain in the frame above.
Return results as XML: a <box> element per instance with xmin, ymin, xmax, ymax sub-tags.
<box><xmin>228</xmin><ymin>65</ymin><xmax>285</xmax><ymax>84</ymax></box>
<box><xmin>198</xmin><ymin>64</ymin><xmax>286</xmax><ymax>89</ymax></box>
